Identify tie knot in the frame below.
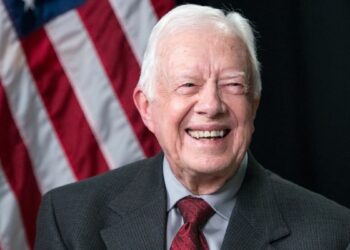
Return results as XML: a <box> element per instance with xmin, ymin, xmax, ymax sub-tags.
<box><xmin>177</xmin><ymin>196</ymin><xmax>214</xmax><ymax>226</ymax></box>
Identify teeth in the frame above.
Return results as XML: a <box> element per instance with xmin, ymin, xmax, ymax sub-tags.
<box><xmin>188</xmin><ymin>130</ymin><xmax>226</xmax><ymax>139</ymax></box>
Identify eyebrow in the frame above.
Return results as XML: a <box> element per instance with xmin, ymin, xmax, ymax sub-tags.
<box><xmin>175</xmin><ymin>70</ymin><xmax>246</xmax><ymax>81</ymax></box>
<box><xmin>221</xmin><ymin>71</ymin><xmax>246</xmax><ymax>78</ymax></box>
<box><xmin>219</xmin><ymin>72</ymin><xmax>246</xmax><ymax>81</ymax></box>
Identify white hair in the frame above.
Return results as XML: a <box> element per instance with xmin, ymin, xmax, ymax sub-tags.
<box><xmin>137</xmin><ymin>4</ymin><xmax>262</xmax><ymax>100</ymax></box>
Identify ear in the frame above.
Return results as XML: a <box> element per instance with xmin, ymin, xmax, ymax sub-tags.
<box><xmin>133</xmin><ymin>87</ymin><xmax>155</xmax><ymax>133</ymax></box>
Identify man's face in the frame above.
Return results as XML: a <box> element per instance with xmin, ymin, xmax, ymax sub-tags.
<box><xmin>135</xmin><ymin>27</ymin><xmax>259</xmax><ymax>184</ymax></box>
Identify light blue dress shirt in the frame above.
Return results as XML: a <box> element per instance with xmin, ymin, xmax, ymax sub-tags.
<box><xmin>163</xmin><ymin>154</ymin><xmax>248</xmax><ymax>250</ymax></box>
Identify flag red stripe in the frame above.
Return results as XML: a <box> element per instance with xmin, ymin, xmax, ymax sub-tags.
<box><xmin>0</xmin><ymin>82</ymin><xmax>40</xmax><ymax>249</ymax></box>
<box><xmin>20</xmin><ymin>28</ymin><xmax>110</xmax><ymax>180</ymax></box>
<box><xmin>150</xmin><ymin>0</ymin><xmax>175</xmax><ymax>18</ymax></box>
<box><xmin>77</xmin><ymin>0</ymin><xmax>160</xmax><ymax>157</ymax></box>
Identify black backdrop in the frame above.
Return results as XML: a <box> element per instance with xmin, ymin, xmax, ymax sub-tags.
<box><xmin>176</xmin><ymin>0</ymin><xmax>350</xmax><ymax>208</ymax></box>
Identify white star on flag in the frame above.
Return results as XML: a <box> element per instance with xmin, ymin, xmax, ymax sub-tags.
<box><xmin>22</xmin><ymin>0</ymin><xmax>35</xmax><ymax>11</ymax></box>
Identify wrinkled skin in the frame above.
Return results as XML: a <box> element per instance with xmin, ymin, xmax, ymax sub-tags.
<box><xmin>134</xmin><ymin>27</ymin><xmax>260</xmax><ymax>194</ymax></box>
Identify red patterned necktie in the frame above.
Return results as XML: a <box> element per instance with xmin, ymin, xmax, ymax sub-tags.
<box><xmin>170</xmin><ymin>196</ymin><xmax>215</xmax><ymax>250</ymax></box>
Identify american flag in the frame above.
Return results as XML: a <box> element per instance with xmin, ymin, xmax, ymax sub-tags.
<box><xmin>0</xmin><ymin>0</ymin><xmax>173</xmax><ymax>249</ymax></box>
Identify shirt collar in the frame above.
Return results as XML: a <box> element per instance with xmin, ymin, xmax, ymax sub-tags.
<box><xmin>163</xmin><ymin>153</ymin><xmax>248</xmax><ymax>220</ymax></box>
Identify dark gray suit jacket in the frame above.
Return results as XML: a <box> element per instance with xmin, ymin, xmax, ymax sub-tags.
<box><xmin>35</xmin><ymin>153</ymin><xmax>350</xmax><ymax>249</ymax></box>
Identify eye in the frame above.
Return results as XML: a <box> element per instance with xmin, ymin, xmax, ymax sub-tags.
<box><xmin>176</xmin><ymin>82</ymin><xmax>198</xmax><ymax>95</ymax></box>
<box><xmin>222</xmin><ymin>82</ymin><xmax>247</xmax><ymax>95</ymax></box>
<box><xmin>182</xmin><ymin>82</ymin><xmax>195</xmax><ymax>87</ymax></box>
<box><xmin>228</xmin><ymin>83</ymin><xmax>241</xmax><ymax>87</ymax></box>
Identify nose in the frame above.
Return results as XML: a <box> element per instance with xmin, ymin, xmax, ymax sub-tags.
<box><xmin>194</xmin><ymin>81</ymin><xmax>226</xmax><ymax>118</ymax></box>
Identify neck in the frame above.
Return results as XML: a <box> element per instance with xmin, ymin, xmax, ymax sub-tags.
<box><xmin>172</xmin><ymin>167</ymin><xmax>237</xmax><ymax>195</ymax></box>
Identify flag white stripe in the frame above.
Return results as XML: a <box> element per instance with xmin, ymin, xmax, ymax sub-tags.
<box><xmin>109</xmin><ymin>0</ymin><xmax>158</xmax><ymax>64</ymax></box>
<box><xmin>0</xmin><ymin>162</ymin><xmax>30</xmax><ymax>250</ymax></box>
<box><xmin>0</xmin><ymin>1</ymin><xmax>76</xmax><ymax>193</ymax></box>
<box><xmin>45</xmin><ymin>10</ymin><xmax>144</xmax><ymax>169</ymax></box>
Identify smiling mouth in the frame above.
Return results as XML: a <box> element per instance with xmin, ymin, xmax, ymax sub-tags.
<box><xmin>186</xmin><ymin>129</ymin><xmax>230</xmax><ymax>140</ymax></box>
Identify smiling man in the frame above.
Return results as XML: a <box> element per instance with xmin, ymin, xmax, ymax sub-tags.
<box><xmin>134</xmin><ymin>20</ymin><xmax>257</xmax><ymax>195</ymax></box>
<box><xmin>36</xmin><ymin>4</ymin><xmax>350</xmax><ymax>250</ymax></box>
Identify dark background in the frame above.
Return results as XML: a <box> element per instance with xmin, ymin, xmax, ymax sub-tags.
<box><xmin>176</xmin><ymin>0</ymin><xmax>350</xmax><ymax>208</ymax></box>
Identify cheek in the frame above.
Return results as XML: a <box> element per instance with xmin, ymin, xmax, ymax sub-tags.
<box><xmin>168</xmin><ymin>98</ymin><xmax>194</xmax><ymax>126</ymax></box>
<box><xmin>232</xmin><ymin>99</ymin><xmax>256</xmax><ymax>123</ymax></box>
<box><xmin>152</xmin><ymin>100</ymin><xmax>189</xmax><ymax>141</ymax></box>
<box><xmin>237</xmin><ymin>97</ymin><xmax>254</xmax><ymax>120</ymax></box>
<box><xmin>227</xmin><ymin>99</ymin><xmax>256</xmax><ymax>140</ymax></box>
<box><xmin>166</xmin><ymin>100</ymin><xmax>195</xmax><ymax>151</ymax></box>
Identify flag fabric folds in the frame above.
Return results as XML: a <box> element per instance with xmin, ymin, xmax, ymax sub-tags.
<box><xmin>0</xmin><ymin>0</ymin><xmax>173</xmax><ymax>249</ymax></box>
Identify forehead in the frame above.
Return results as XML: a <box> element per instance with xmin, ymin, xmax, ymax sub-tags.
<box><xmin>157</xmin><ymin>26</ymin><xmax>248</xmax><ymax>76</ymax></box>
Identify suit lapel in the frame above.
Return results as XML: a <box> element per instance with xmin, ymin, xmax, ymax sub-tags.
<box><xmin>100</xmin><ymin>154</ymin><xmax>167</xmax><ymax>250</ymax></box>
<box><xmin>221</xmin><ymin>153</ymin><xmax>290</xmax><ymax>249</ymax></box>
<box><xmin>98</xmin><ymin>152</ymin><xmax>290</xmax><ymax>249</ymax></box>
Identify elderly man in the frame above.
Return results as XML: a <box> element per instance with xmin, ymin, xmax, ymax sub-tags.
<box><xmin>36</xmin><ymin>4</ymin><xmax>350</xmax><ymax>250</ymax></box>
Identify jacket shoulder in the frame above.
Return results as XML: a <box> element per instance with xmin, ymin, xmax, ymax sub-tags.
<box><xmin>267</xmin><ymin>169</ymin><xmax>350</xmax><ymax>219</ymax></box>
<box><xmin>46</xmin><ymin>154</ymin><xmax>162</xmax><ymax>207</ymax></box>
<box><xmin>262</xmin><ymin>169</ymin><xmax>350</xmax><ymax>248</ymax></box>
<box><xmin>36</xmin><ymin>154</ymin><xmax>163</xmax><ymax>249</ymax></box>
<box><xmin>266</xmin><ymin>169</ymin><xmax>350</xmax><ymax>244</ymax></box>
